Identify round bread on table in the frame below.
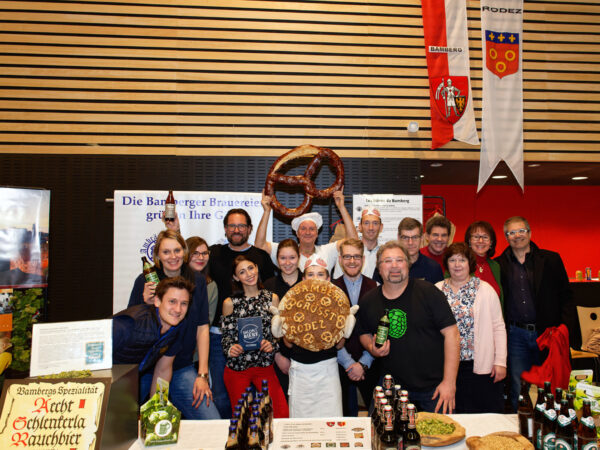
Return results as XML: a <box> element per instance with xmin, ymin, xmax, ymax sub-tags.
<box><xmin>415</xmin><ymin>412</ymin><xmax>466</xmax><ymax>447</ymax></box>
<box><xmin>279</xmin><ymin>279</ymin><xmax>350</xmax><ymax>351</ymax></box>
<box><xmin>466</xmin><ymin>431</ymin><xmax>534</xmax><ymax>449</ymax></box>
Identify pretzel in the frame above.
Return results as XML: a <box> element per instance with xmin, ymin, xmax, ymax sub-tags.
<box><xmin>264</xmin><ymin>144</ymin><xmax>345</xmax><ymax>218</ymax></box>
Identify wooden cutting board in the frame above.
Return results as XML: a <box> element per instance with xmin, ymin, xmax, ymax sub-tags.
<box><xmin>466</xmin><ymin>431</ymin><xmax>534</xmax><ymax>449</ymax></box>
<box><xmin>416</xmin><ymin>412</ymin><xmax>466</xmax><ymax>447</ymax></box>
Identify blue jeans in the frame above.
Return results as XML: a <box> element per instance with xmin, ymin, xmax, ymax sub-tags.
<box><xmin>209</xmin><ymin>332</ymin><xmax>232</xmax><ymax>419</ymax></box>
<box><xmin>408</xmin><ymin>388</ymin><xmax>446</xmax><ymax>413</ymax></box>
<box><xmin>508</xmin><ymin>324</ymin><xmax>541</xmax><ymax>412</ymax></box>
<box><xmin>140</xmin><ymin>365</ymin><xmax>221</xmax><ymax>420</ymax></box>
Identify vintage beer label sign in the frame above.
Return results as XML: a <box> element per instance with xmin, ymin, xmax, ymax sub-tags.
<box><xmin>0</xmin><ymin>378</ymin><xmax>109</xmax><ymax>450</ymax></box>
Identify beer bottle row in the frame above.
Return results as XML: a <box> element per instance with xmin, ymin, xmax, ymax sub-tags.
<box><xmin>518</xmin><ymin>380</ymin><xmax>597</xmax><ymax>450</ymax></box>
<box><xmin>225</xmin><ymin>380</ymin><xmax>274</xmax><ymax>450</ymax></box>
<box><xmin>371</xmin><ymin>374</ymin><xmax>421</xmax><ymax>450</ymax></box>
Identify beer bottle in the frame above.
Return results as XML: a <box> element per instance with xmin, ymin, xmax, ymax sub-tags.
<box><xmin>393</xmin><ymin>384</ymin><xmax>402</xmax><ymax>410</ymax></box>
<box><xmin>566</xmin><ymin>393</ymin><xmax>578</xmax><ymax>427</ymax></box>
<box><xmin>534</xmin><ymin>387</ymin><xmax>547</xmax><ymax>450</ymax></box>
<box><xmin>405</xmin><ymin>403</ymin><xmax>421</xmax><ymax>449</ymax></box>
<box><xmin>247</xmin><ymin>424</ymin><xmax>262</xmax><ymax>450</ymax></box>
<box><xmin>519</xmin><ymin>380</ymin><xmax>534</xmax><ymax>442</ymax></box>
<box><xmin>555</xmin><ymin>387</ymin><xmax>563</xmax><ymax>413</ymax></box>
<box><xmin>556</xmin><ymin>399</ymin><xmax>575</xmax><ymax>450</ymax></box>
<box><xmin>577</xmin><ymin>399</ymin><xmax>597</xmax><ymax>450</ymax></box>
<box><xmin>261</xmin><ymin>381</ymin><xmax>274</xmax><ymax>443</ymax></box>
<box><xmin>375</xmin><ymin>309</ymin><xmax>390</xmax><ymax>348</ymax></box>
<box><xmin>542</xmin><ymin>393</ymin><xmax>557</xmax><ymax>450</ymax></box>
<box><xmin>383</xmin><ymin>374</ymin><xmax>394</xmax><ymax>391</ymax></box>
<box><xmin>376</xmin><ymin>398</ymin><xmax>390</xmax><ymax>445</ymax></box>
<box><xmin>544</xmin><ymin>381</ymin><xmax>552</xmax><ymax>401</ymax></box>
<box><xmin>141</xmin><ymin>256</ymin><xmax>160</xmax><ymax>284</ymax></box>
<box><xmin>165</xmin><ymin>190</ymin><xmax>176</xmax><ymax>221</ymax></box>
<box><xmin>379</xmin><ymin>405</ymin><xmax>399</xmax><ymax>450</ymax></box>
<box><xmin>396</xmin><ymin>396</ymin><xmax>409</xmax><ymax>449</ymax></box>
<box><xmin>371</xmin><ymin>391</ymin><xmax>384</xmax><ymax>445</ymax></box>
<box><xmin>225</xmin><ymin>425</ymin><xmax>240</xmax><ymax>449</ymax></box>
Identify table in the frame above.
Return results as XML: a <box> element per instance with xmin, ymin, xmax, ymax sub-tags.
<box><xmin>129</xmin><ymin>414</ymin><xmax>518</xmax><ymax>449</ymax></box>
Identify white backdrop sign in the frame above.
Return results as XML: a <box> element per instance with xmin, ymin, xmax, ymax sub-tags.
<box><xmin>113</xmin><ymin>191</ymin><xmax>271</xmax><ymax>313</ymax></box>
<box><xmin>352</xmin><ymin>194</ymin><xmax>423</xmax><ymax>244</ymax></box>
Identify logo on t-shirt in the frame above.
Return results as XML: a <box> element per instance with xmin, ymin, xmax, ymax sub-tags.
<box><xmin>388</xmin><ymin>309</ymin><xmax>407</xmax><ymax>338</ymax></box>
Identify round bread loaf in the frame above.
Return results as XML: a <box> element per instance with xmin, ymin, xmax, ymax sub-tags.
<box><xmin>279</xmin><ymin>279</ymin><xmax>350</xmax><ymax>351</ymax></box>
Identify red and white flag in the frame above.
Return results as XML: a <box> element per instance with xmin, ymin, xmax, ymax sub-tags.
<box><xmin>421</xmin><ymin>0</ymin><xmax>479</xmax><ymax>149</ymax></box>
<box><xmin>478</xmin><ymin>1</ymin><xmax>524</xmax><ymax>191</ymax></box>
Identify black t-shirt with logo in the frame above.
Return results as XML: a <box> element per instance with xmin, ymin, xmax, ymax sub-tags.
<box><xmin>356</xmin><ymin>278</ymin><xmax>456</xmax><ymax>392</ymax></box>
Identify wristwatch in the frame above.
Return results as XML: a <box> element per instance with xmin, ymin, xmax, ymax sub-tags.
<box><xmin>196</xmin><ymin>373</ymin><xmax>209</xmax><ymax>380</ymax></box>
<box><xmin>359</xmin><ymin>363</ymin><xmax>368</xmax><ymax>373</ymax></box>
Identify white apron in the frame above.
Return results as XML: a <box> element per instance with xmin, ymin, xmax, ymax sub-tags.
<box><xmin>288</xmin><ymin>357</ymin><xmax>343</xmax><ymax>418</ymax></box>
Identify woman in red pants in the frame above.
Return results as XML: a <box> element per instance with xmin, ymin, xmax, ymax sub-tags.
<box><xmin>221</xmin><ymin>255</ymin><xmax>289</xmax><ymax>418</ymax></box>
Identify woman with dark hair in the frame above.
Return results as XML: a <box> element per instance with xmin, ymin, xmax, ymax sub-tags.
<box><xmin>186</xmin><ymin>236</ymin><xmax>217</xmax><ymax>324</ymax></box>
<box><xmin>435</xmin><ymin>242</ymin><xmax>507</xmax><ymax>413</ymax></box>
<box><xmin>221</xmin><ymin>255</ymin><xmax>289</xmax><ymax>418</ymax></box>
<box><xmin>464</xmin><ymin>221</ymin><xmax>503</xmax><ymax>304</ymax></box>
<box><xmin>128</xmin><ymin>229</ymin><xmax>220</xmax><ymax>420</ymax></box>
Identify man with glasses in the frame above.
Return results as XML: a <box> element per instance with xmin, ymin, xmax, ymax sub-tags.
<box><xmin>376</xmin><ymin>217</ymin><xmax>444</xmax><ymax>284</ymax></box>
<box><xmin>356</xmin><ymin>240</ymin><xmax>459</xmax><ymax>413</ymax></box>
<box><xmin>207</xmin><ymin>208</ymin><xmax>276</xmax><ymax>418</ymax></box>
<box><xmin>496</xmin><ymin>215</ymin><xmax>578</xmax><ymax>411</ymax></box>
<box><xmin>333</xmin><ymin>239</ymin><xmax>378</xmax><ymax>416</ymax></box>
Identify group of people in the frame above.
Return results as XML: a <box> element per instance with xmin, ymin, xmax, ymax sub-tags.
<box><xmin>112</xmin><ymin>186</ymin><xmax>578</xmax><ymax>420</ymax></box>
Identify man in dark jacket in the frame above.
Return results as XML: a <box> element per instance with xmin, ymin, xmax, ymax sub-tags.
<box><xmin>496</xmin><ymin>216</ymin><xmax>578</xmax><ymax>411</ymax></box>
<box><xmin>333</xmin><ymin>239</ymin><xmax>378</xmax><ymax>416</ymax></box>
<box><xmin>114</xmin><ymin>276</ymin><xmax>193</xmax><ymax>399</ymax></box>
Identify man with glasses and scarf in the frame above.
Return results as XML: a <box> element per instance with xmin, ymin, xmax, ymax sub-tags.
<box><xmin>496</xmin><ymin>215</ymin><xmax>578</xmax><ymax>411</ymax></box>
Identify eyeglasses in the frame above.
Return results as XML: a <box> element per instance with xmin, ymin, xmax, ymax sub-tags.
<box><xmin>191</xmin><ymin>251</ymin><xmax>210</xmax><ymax>258</ymax></box>
<box><xmin>226</xmin><ymin>224</ymin><xmax>248</xmax><ymax>231</ymax></box>
<box><xmin>381</xmin><ymin>257</ymin><xmax>406</xmax><ymax>265</ymax></box>
<box><xmin>470</xmin><ymin>235</ymin><xmax>491</xmax><ymax>242</ymax></box>
<box><xmin>399</xmin><ymin>235</ymin><xmax>421</xmax><ymax>242</ymax></box>
<box><xmin>342</xmin><ymin>254</ymin><xmax>363</xmax><ymax>261</ymax></box>
<box><xmin>505</xmin><ymin>228</ymin><xmax>529</xmax><ymax>237</ymax></box>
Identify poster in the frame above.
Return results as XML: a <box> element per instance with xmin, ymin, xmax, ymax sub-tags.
<box><xmin>352</xmin><ymin>194</ymin><xmax>423</xmax><ymax>244</ymax></box>
<box><xmin>113</xmin><ymin>190</ymin><xmax>271</xmax><ymax>313</ymax></box>
<box><xmin>0</xmin><ymin>378</ymin><xmax>109</xmax><ymax>450</ymax></box>
<box><xmin>30</xmin><ymin>320</ymin><xmax>112</xmax><ymax>377</ymax></box>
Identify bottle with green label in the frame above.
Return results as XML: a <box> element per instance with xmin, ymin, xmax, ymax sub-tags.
<box><xmin>577</xmin><ymin>399</ymin><xmax>598</xmax><ymax>450</ymax></box>
<box><xmin>142</xmin><ymin>256</ymin><xmax>160</xmax><ymax>284</ymax></box>
<box><xmin>375</xmin><ymin>309</ymin><xmax>390</xmax><ymax>348</ymax></box>
<box><xmin>542</xmin><ymin>393</ymin><xmax>557</xmax><ymax>450</ymax></box>
<box><xmin>534</xmin><ymin>387</ymin><xmax>547</xmax><ymax>449</ymax></box>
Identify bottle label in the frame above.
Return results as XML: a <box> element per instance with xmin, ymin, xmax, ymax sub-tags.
<box><xmin>557</xmin><ymin>416</ymin><xmax>571</xmax><ymax>426</ymax></box>
<box><xmin>537</xmin><ymin>428</ymin><xmax>543</xmax><ymax>449</ymax></box>
<box><xmin>555</xmin><ymin>438</ymin><xmax>573</xmax><ymax>450</ymax></box>
<box><xmin>582</xmin><ymin>416</ymin><xmax>596</xmax><ymax>429</ymax></box>
<box><xmin>544</xmin><ymin>409</ymin><xmax>557</xmax><ymax>420</ymax></box>
<box><xmin>376</xmin><ymin>325</ymin><xmax>389</xmax><ymax>345</ymax></box>
<box><xmin>145</xmin><ymin>272</ymin><xmax>160</xmax><ymax>284</ymax></box>
<box><xmin>581</xmin><ymin>443</ymin><xmax>598</xmax><ymax>450</ymax></box>
<box><xmin>537</xmin><ymin>404</ymin><xmax>546</xmax><ymax>412</ymax></box>
<box><xmin>527</xmin><ymin>417</ymin><xmax>533</xmax><ymax>438</ymax></box>
<box><xmin>165</xmin><ymin>203</ymin><xmax>176</xmax><ymax>217</ymax></box>
<box><xmin>569</xmin><ymin>409</ymin><xmax>576</xmax><ymax>420</ymax></box>
<box><xmin>543</xmin><ymin>432</ymin><xmax>555</xmax><ymax>449</ymax></box>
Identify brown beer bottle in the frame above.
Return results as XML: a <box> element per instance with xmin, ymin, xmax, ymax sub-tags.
<box><xmin>142</xmin><ymin>256</ymin><xmax>160</xmax><ymax>284</ymax></box>
<box><xmin>247</xmin><ymin>424</ymin><xmax>262</xmax><ymax>450</ymax></box>
<box><xmin>577</xmin><ymin>399</ymin><xmax>598</xmax><ymax>450</ymax></box>
<box><xmin>542</xmin><ymin>393</ymin><xmax>557</xmax><ymax>450</ymax></box>
<box><xmin>379</xmin><ymin>405</ymin><xmax>399</xmax><ymax>450</ymax></box>
<box><xmin>165</xmin><ymin>190</ymin><xmax>176</xmax><ymax>221</ymax></box>
<box><xmin>371</xmin><ymin>391</ymin><xmax>384</xmax><ymax>445</ymax></box>
<box><xmin>225</xmin><ymin>425</ymin><xmax>240</xmax><ymax>449</ymax></box>
<box><xmin>534</xmin><ymin>387</ymin><xmax>547</xmax><ymax>450</ymax></box>
<box><xmin>518</xmin><ymin>380</ymin><xmax>534</xmax><ymax>442</ymax></box>
<box><xmin>405</xmin><ymin>403</ymin><xmax>421</xmax><ymax>449</ymax></box>
<box><xmin>556</xmin><ymin>399</ymin><xmax>575</xmax><ymax>450</ymax></box>
<box><xmin>567</xmin><ymin>393</ymin><xmax>578</xmax><ymax>427</ymax></box>
<box><xmin>376</xmin><ymin>398</ymin><xmax>389</xmax><ymax>444</ymax></box>
<box><xmin>375</xmin><ymin>309</ymin><xmax>390</xmax><ymax>348</ymax></box>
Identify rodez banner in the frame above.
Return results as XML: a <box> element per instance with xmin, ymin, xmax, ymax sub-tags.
<box><xmin>0</xmin><ymin>378</ymin><xmax>110</xmax><ymax>450</ymax></box>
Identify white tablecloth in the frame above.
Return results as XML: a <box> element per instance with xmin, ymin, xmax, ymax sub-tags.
<box><xmin>129</xmin><ymin>414</ymin><xmax>518</xmax><ymax>449</ymax></box>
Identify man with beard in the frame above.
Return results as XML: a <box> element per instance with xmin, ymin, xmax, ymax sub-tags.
<box><xmin>356</xmin><ymin>240</ymin><xmax>459</xmax><ymax>413</ymax></box>
<box><xmin>207</xmin><ymin>208</ymin><xmax>276</xmax><ymax>418</ymax></box>
<box><xmin>333</xmin><ymin>239</ymin><xmax>378</xmax><ymax>416</ymax></box>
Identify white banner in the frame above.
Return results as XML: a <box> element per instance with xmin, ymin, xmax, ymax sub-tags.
<box><xmin>113</xmin><ymin>191</ymin><xmax>270</xmax><ymax>313</ymax></box>
<box><xmin>479</xmin><ymin>0</ymin><xmax>524</xmax><ymax>191</ymax></box>
<box><xmin>352</xmin><ymin>194</ymin><xmax>423</xmax><ymax>244</ymax></box>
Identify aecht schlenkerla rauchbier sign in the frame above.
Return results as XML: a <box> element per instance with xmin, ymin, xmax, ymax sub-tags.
<box><xmin>0</xmin><ymin>378</ymin><xmax>110</xmax><ymax>449</ymax></box>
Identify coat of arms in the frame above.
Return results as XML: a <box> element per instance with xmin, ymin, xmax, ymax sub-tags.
<box><xmin>430</xmin><ymin>76</ymin><xmax>469</xmax><ymax>125</ymax></box>
<box><xmin>485</xmin><ymin>30</ymin><xmax>519</xmax><ymax>79</ymax></box>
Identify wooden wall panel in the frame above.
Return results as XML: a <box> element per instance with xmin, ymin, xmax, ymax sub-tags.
<box><xmin>1</xmin><ymin>0</ymin><xmax>599</xmax><ymax>161</ymax></box>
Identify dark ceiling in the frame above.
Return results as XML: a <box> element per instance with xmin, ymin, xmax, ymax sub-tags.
<box><xmin>420</xmin><ymin>160</ymin><xmax>600</xmax><ymax>186</ymax></box>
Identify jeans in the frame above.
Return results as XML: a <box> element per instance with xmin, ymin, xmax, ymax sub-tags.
<box><xmin>508</xmin><ymin>324</ymin><xmax>541</xmax><ymax>412</ymax></box>
<box><xmin>209</xmin><ymin>332</ymin><xmax>232</xmax><ymax>419</ymax></box>
<box><xmin>408</xmin><ymin>388</ymin><xmax>444</xmax><ymax>413</ymax></box>
<box><xmin>140</xmin><ymin>365</ymin><xmax>220</xmax><ymax>420</ymax></box>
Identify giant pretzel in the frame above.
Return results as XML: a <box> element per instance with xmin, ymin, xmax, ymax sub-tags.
<box><xmin>264</xmin><ymin>144</ymin><xmax>345</xmax><ymax>218</ymax></box>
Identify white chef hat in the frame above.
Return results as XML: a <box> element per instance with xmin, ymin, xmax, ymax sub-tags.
<box><xmin>291</xmin><ymin>212</ymin><xmax>323</xmax><ymax>232</ymax></box>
